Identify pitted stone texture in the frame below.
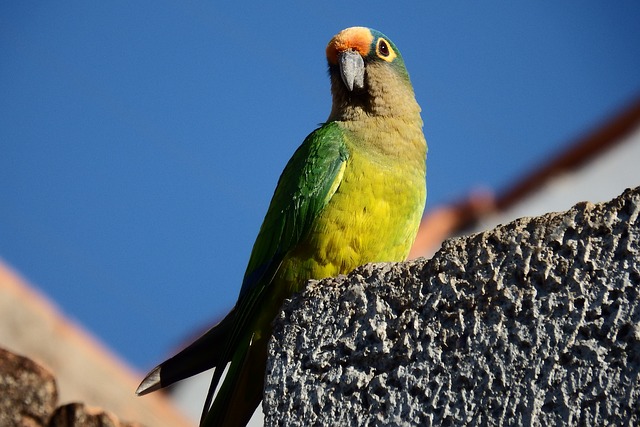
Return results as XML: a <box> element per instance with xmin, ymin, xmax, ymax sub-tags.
<box><xmin>264</xmin><ymin>187</ymin><xmax>640</xmax><ymax>426</ymax></box>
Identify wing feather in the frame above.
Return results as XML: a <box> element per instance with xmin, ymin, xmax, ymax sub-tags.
<box><xmin>202</xmin><ymin>122</ymin><xmax>349</xmax><ymax>423</ymax></box>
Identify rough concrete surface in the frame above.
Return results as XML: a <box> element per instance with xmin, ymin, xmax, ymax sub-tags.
<box><xmin>264</xmin><ymin>187</ymin><xmax>640</xmax><ymax>426</ymax></box>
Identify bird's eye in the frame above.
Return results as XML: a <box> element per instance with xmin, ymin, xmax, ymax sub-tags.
<box><xmin>378</xmin><ymin>39</ymin><xmax>390</xmax><ymax>57</ymax></box>
<box><xmin>376</xmin><ymin>38</ymin><xmax>396</xmax><ymax>62</ymax></box>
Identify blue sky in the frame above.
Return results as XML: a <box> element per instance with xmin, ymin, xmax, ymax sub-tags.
<box><xmin>2</xmin><ymin>2</ymin><xmax>639</xmax><ymax>371</ymax></box>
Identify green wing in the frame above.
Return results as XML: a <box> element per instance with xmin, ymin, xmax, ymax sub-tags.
<box><xmin>239</xmin><ymin>121</ymin><xmax>349</xmax><ymax>300</ymax></box>
<box><xmin>201</xmin><ymin>121</ymin><xmax>349</xmax><ymax>425</ymax></box>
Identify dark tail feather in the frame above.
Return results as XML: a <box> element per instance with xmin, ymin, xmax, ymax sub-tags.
<box><xmin>136</xmin><ymin>308</ymin><xmax>236</xmax><ymax>395</ymax></box>
<box><xmin>199</xmin><ymin>342</ymin><xmax>233</xmax><ymax>425</ymax></box>
<box><xmin>200</xmin><ymin>334</ymin><xmax>268</xmax><ymax>427</ymax></box>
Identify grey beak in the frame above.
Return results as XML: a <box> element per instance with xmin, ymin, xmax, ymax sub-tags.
<box><xmin>338</xmin><ymin>49</ymin><xmax>365</xmax><ymax>91</ymax></box>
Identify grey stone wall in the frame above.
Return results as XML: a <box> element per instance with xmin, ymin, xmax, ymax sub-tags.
<box><xmin>264</xmin><ymin>187</ymin><xmax>640</xmax><ymax>426</ymax></box>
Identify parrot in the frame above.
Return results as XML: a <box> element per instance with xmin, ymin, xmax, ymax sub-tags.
<box><xmin>136</xmin><ymin>26</ymin><xmax>427</xmax><ymax>427</ymax></box>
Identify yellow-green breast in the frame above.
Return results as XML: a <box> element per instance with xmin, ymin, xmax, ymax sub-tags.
<box><xmin>279</xmin><ymin>114</ymin><xmax>426</xmax><ymax>292</ymax></box>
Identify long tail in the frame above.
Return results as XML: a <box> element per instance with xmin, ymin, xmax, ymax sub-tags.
<box><xmin>136</xmin><ymin>308</ymin><xmax>236</xmax><ymax>395</ymax></box>
<box><xmin>200</xmin><ymin>333</ymin><xmax>268</xmax><ymax>427</ymax></box>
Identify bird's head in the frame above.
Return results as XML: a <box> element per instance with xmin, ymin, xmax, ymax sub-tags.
<box><xmin>325</xmin><ymin>27</ymin><xmax>417</xmax><ymax>120</ymax></box>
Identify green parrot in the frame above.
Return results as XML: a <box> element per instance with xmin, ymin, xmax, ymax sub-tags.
<box><xmin>137</xmin><ymin>26</ymin><xmax>427</xmax><ymax>426</ymax></box>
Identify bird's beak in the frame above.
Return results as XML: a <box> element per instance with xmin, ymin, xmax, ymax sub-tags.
<box><xmin>338</xmin><ymin>49</ymin><xmax>365</xmax><ymax>91</ymax></box>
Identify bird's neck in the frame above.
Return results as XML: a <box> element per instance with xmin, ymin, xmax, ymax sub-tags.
<box><xmin>325</xmin><ymin>62</ymin><xmax>426</xmax><ymax>169</ymax></box>
<box><xmin>327</xmin><ymin>64</ymin><xmax>422</xmax><ymax>122</ymax></box>
<box><xmin>339</xmin><ymin>114</ymin><xmax>426</xmax><ymax>167</ymax></box>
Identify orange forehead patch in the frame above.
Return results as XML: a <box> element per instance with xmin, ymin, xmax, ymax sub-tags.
<box><xmin>326</xmin><ymin>27</ymin><xmax>374</xmax><ymax>65</ymax></box>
